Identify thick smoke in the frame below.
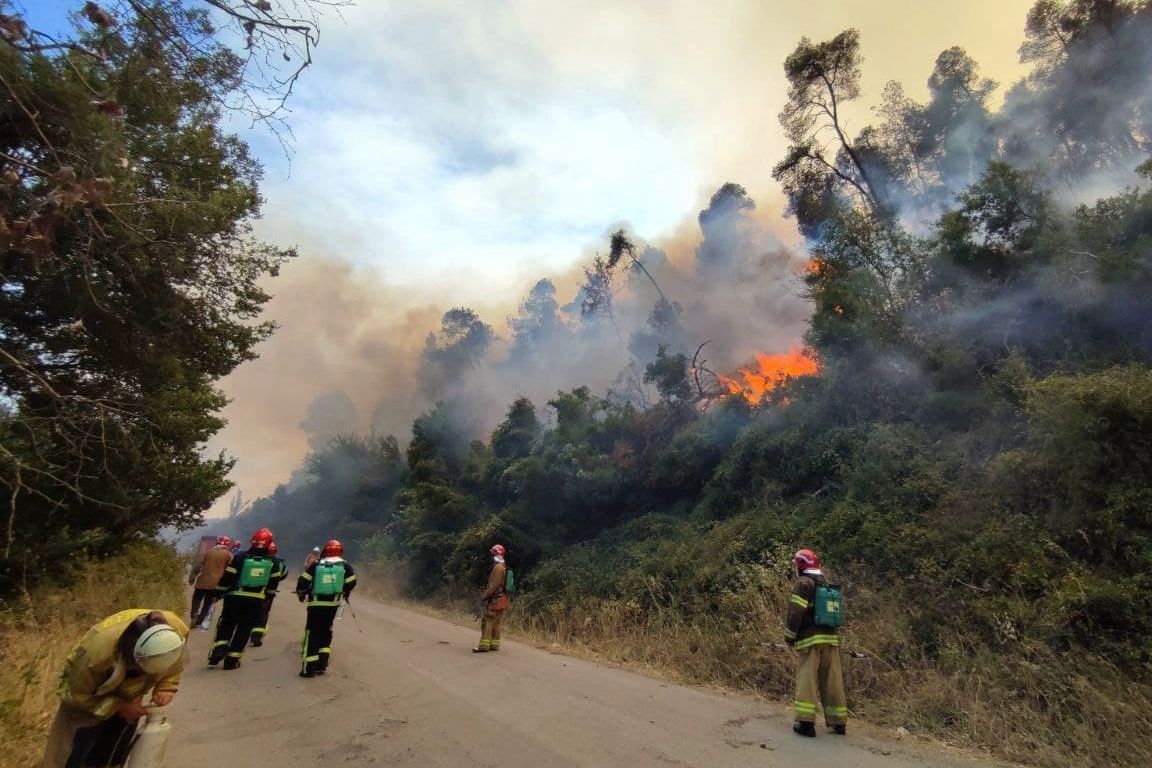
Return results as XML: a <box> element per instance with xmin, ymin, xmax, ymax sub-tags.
<box><xmin>207</xmin><ymin>186</ymin><xmax>810</xmax><ymax>512</ymax></box>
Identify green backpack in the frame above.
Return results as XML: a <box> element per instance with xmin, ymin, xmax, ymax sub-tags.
<box><xmin>313</xmin><ymin>562</ymin><xmax>346</xmax><ymax>597</ymax></box>
<box><xmin>504</xmin><ymin>568</ymin><xmax>516</xmax><ymax>596</ymax></box>
<box><xmin>813</xmin><ymin>582</ymin><xmax>845</xmax><ymax>627</ymax></box>
<box><xmin>238</xmin><ymin>556</ymin><xmax>272</xmax><ymax>591</ymax></box>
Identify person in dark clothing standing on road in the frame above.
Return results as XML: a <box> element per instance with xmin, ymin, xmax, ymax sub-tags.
<box><xmin>209</xmin><ymin>527</ymin><xmax>276</xmax><ymax>670</ymax></box>
<box><xmin>250</xmin><ymin>540</ymin><xmax>288</xmax><ymax>647</ymax></box>
<box><xmin>295</xmin><ymin>539</ymin><xmax>356</xmax><ymax>678</ymax></box>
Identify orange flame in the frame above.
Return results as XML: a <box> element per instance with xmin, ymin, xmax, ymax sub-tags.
<box><xmin>718</xmin><ymin>347</ymin><xmax>820</xmax><ymax>404</ymax></box>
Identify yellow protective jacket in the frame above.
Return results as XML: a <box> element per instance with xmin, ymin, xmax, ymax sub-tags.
<box><xmin>784</xmin><ymin>573</ymin><xmax>840</xmax><ymax>650</ymax></box>
<box><xmin>57</xmin><ymin>609</ymin><xmax>189</xmax><ymax>720</ymax></box>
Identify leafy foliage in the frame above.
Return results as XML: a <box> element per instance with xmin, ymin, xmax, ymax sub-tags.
<box><xmin>0</xmin><ymin>2</ymin><xmax>298</xmax><ymax>586</ymax></box>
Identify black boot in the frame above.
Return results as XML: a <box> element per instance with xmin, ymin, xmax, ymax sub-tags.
<box><xmin>793</xmin><ymin>722</ymin><xmax>817</xmax><ymax>738</ymax></box>
<box><xmin>222</xmin><ymin>657</ymin><xmax>240</xmax><ymax>670</ymax></box>
<box><xmin>251</xmin><ymin>637</ymin><xmax>263</xmax><ymax>647</ymax></box>
<box><xmin>299</xmin><ymin>669</ymin><xmax>315</xmax><ymax>678</ymax></box>
<box><xmin>830</xmin><ymin>724</ymin><xmax>846</xmax><ymax>735</ymax></box>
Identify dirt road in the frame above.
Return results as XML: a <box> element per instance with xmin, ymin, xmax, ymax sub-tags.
<box><xmin>167</xmin><ymin>595</ymin><xmax>1002</xmax><ymax>768</ymax></box>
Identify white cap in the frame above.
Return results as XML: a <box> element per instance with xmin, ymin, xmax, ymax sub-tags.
<box><xmin>312</xmin><ymin>547</ymin><xmax>321</xmax><ymax>553</ymax></box>
<box><xmin>134</xmin><ymin>625</ymin><xmax>184</xmax><ymax>675</ymax></box>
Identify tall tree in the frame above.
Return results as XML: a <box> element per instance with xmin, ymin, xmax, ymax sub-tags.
<box><xmin>420</xmin><ymin>307</ymin><xmax>495</xmax><ymax>399</ymax></box>
<box><xmin>0</xmin><ymin>2</ymin><xmax>312</xmax><ymax>584</ymax></box>
<box><xmin>507</xmin><ymin>279</ymin><xmax>567</xmax><ymax>365</ymax></box>
<box><xmin>695</xmin><ymin>183</ymin><xmax>757</xmax><ymax>271</ymax></box>
<box><xmin>1003</xmin><ymin>0</ymin><xmax>1152</xmax><ymax>177</ymax></box>
<box><xmin>773</xmin><ymin>30</ymin><xmax>888</xmax><ymax>234</ymax></box>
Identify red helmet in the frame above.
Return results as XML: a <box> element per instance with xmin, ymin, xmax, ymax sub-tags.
<box><xmin>794</xmin><ymin>548</ymin><xmax>820</xmax><ymax>572</ymax></box>
<box><xmin>250</xmin><ymin>527</ymin><xmax>274</xmax><ymax>551</ymax></box>
<box><xmin>215</xmin><ymin>536</ymin><xmax>230</xmax><ymax>548</ymax></box>
<box><xmin>268</xmin><ymin>541</ymin><xmax>278</xmax><ymax>556</ymax></box>
<box><xmin>322</xmin><ymin>539</ymin><xmax>343</xmax><ymax>558</ymax></box>
<box><xmin>490</xmin><ymin>544</ymin><xmax>506</xmax><ymax>557</ymax></box>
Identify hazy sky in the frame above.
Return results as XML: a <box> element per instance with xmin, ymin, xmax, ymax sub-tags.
<box><xmin>248</xmin><ymin>0</ymin><xmax>1036</xmax><ymax>299</ymax></box>
<box><xmin>23</xmin><ymin>1</ymin><xmax>1041</xmax><ymax>512</ymax></box>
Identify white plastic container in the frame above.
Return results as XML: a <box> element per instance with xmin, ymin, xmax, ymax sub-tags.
<box><xmin>125</xmin><ymin>707</ymin><xmax>172</xmax><ymax>768</ymax></box>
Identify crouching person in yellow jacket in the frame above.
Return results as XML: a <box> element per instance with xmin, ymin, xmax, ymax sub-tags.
<box><xmin>785</xmin><ymin>548</ymin><xmax>848</xmax><ymax>738</ymax></box>
<box><xmin>41</xmin><ymin>609</ymin><xmax>188</xmax><ymax>768</ymax></box>
<box><xmin>473</xmin><ymin>544</ymin><xmax>510</xmax><ymax>653</ymax></box>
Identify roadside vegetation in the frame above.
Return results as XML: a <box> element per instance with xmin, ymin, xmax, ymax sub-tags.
<box><xmin>0</xmin><ymin>542</ymin><xmax>184</xmax><ymax>768</ymax></box>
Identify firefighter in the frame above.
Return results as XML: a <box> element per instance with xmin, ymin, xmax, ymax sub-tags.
<box><xmin>295</xmin><ymin>539</ymin><xmax>356</xmax><ymax>678</ymax></box>
<box><xmin>250</xmin><ymin>540</ymin><xmax>288</xmax><ymax>647</ymax></box>
<box><xmin>208</xmin><ymin>527</ymin><xmax>276</xmax><ymax>670</ymax></box>
<box><xmin>41</xmin><ymin>609</ymin><xmax>187</xmax><ymax>768</ymax></box>
<box><xmin>473</xmin><ymin>544</ymin><xmax>510</xmax><ymax>653</ymax></box>
<box><xmin>189</xmin><ymin>536</ymin><xmax>232</xmax><ymax>630</ymax></box>
<box><xmin>785</xmin><ymin>548</ymin><xmax>848</xmax><ymax>737</ymax></box>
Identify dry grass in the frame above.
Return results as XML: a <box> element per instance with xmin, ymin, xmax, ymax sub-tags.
<box><xmin>0</xmin><ymin>541</ymin><xmax>186</xmax><ymax>768</ymax></box>
<box><xmin>507</xmin><ymin>595</ymin><xmax>1152</xmax><ymax>768</ymax></box>
<box><xmin>364</xmin><ymin>562</ymin><xmax>1151</xmax><ymax>768</ymax></box>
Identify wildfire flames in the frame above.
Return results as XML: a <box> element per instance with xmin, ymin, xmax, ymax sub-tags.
<box><xmin>717</xmin><ymin>347</ymin><xmax>820</xmax><ymax>404</ymax></box>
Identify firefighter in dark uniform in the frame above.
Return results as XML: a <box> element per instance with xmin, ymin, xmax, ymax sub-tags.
<box><xmin>209</xmin><ymin>527</ymin><xmax>276</xmax><ymax>670</ymax></box>
<box><xmin>295</xmin><ymin>539</ymin><xmax>356</xmax><ymax>678</ymax></box>
<box><xmin>250</xmin><ymin>540</ymin><xmax>288</xmax><ymax>647</ymax></box>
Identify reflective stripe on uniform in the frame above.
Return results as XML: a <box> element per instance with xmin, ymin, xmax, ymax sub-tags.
<box><xmin>825</xmin><ymin>706</ymin><xmax>849</xmax><ymax>716</ymax></box>
<box><xmin>784</xmin><ymin>629</ymin><xmax>797</xmax><ymax>639</ymax></box>
<box><xmin>308</xmin><ymin>599</ymin><xmax>341</xmax><ymax>607</ymax></box>
<box><xmin>301</xmin><ymin>572</ymin><xmax>313</xmax><ymax>582</ymax></box>
<box><xmin>319</xmin><ymin>647</ymin><xmax>332</xmax><ymax>654</ymax></box>
<box><xmin>789</xmin><ymin>594</ymin><xmax>809</xmax><ymax>609</ymax></box>
<box><xmin>224</xmin><ymin>566</ymin><xmax>237</xmax><ymax>574</ymax></box>
<box><xmin>232</xmin><ymin>590</ymin><xmax>266</xmax><ymax>599</ymax></box>
<box><xmin>794</xmin><ymin>701</ymin><xmax>818</xmax><ymax>714</ymax></box>
<box><xmin>794</xmin><ymin>634</ymin><xmax>839</xmax><ymax>650</ymax></box>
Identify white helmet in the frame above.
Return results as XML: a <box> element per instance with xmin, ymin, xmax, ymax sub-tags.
<box><xmin>134</xmin><ymin>624</ymin><xmax>185</xmax><ymax>674</ymax></box>
<box><xmin>311</xmin><ymin>547</ymin><xmax>321</xmax><ymax>553</ymax></box>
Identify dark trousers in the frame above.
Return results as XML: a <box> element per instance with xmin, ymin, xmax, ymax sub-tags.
<box><xmin>67</xmin><ymin>714</ymin><xmax>135</xmax><ymax>768</ymax></box>
<box><xmin>190</xmin><ymin>588</ymin><xmax>218</xmax><ymax>626</ymax></box>
<box><xmin>301</xmin><ymin>604</ymin><xmax>339</xmax><ymax>674</ymax></box>
<box><xmin>210</xmin><ymin>594</ymin><xmax>263</xmax><ymax>662</ymax></box>
<box><xmin>251</xmin><ymin>593</ymin><xmax>277</xmax><ymax>642</ymax></box>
